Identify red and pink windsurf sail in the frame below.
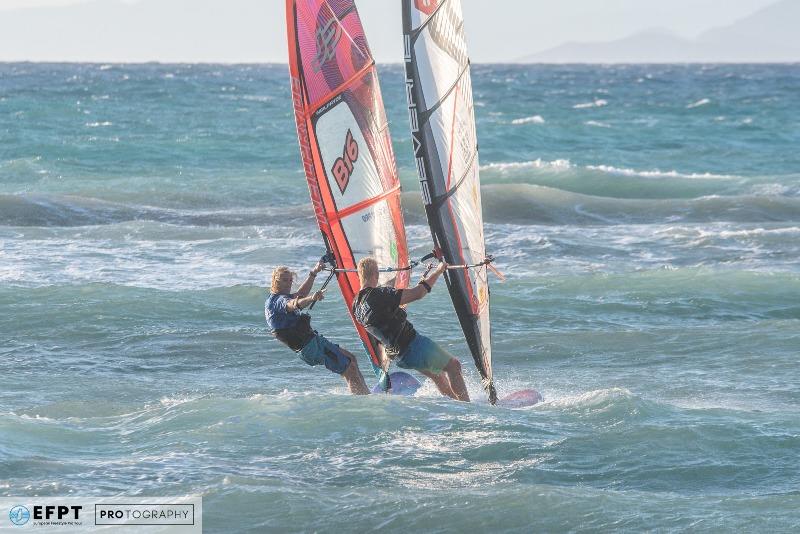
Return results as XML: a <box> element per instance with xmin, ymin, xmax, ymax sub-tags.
<box><xmin>286</xmin><ymin>0</ymin><xmax>410</xmax><ymax>376</ymax></box>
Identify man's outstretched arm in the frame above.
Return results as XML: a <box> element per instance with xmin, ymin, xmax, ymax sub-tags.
<box><xmin>400</xmin><ymin>262</ymin><xmax>447</xmax><ymax>306</ymax></box>
<box><xmin>295</xmin><ymin>260</ymin><xmax>326</xmax><ymax>298</ymax></box>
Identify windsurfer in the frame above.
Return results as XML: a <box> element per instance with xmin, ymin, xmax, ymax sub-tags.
<box><xmin>266</xmin><ymin>262</ymin><xmax>370</xmax><ymax>395</ymax></box>
<box><xmin>352</xmin><ymin>257</ymin><xmax>471</xmax><ymax>402</ymax></box>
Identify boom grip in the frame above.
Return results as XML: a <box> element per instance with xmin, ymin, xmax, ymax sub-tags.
<box><xmin>309</xmin><ymin>252</ymin><xmax>337</xmax><ymax>311</ymax></box>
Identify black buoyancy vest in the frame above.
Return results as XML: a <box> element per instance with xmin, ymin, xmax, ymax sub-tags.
<box><xmin>353</xmin><ymin>288</ymin><xmax>416</xmax><ymax>357</ymax></box>
<box><xmin>273</xmin><ymin>313</ymin><xmax>316</xmax><ymax>352</ymax></box>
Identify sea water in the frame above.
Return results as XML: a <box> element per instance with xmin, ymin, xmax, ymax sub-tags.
<box><xmin>1</xmin><ymin>63</ymin><xmax>799</xmax><ymax>532</ymax></box>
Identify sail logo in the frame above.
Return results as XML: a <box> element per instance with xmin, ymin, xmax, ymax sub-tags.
<box><xmin>405</xmin><ymin>75</ymin><xmax>432</xmax><ymax>205</ymax></box>
<box><xmin>8</xmin><ymin>505</ymin><xmax>30</xmax><ymax>526</ymax></box>
<box><xmin>312</xmin><ymin>17</ymin><xmax>342</xmax><ymax>73</ymax></box>
<box><xmin>332</xmin><ymin>129</ymin><xmax>359</xmax><ymax>194</ymax></box>
<box><xmin>415</xmin><ymin>0</ymin><xmax>438</xmax><ymax>16</ymax></box>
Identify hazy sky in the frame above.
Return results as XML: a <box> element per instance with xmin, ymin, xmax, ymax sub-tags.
<box><xmin>0</xmin><ymin>0</ymin><xmax>781</xmax><ymax>62</ymax></box>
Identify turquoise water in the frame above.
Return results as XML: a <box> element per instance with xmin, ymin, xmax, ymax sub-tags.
<box><xmin>1</xmin><ymin>63</ymin><xmax>799</xmax><ymax>532</ymax></box>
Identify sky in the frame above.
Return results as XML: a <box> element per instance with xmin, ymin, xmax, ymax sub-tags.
<box><xmin>0</xmin><ymin>0</ymin><xmax>782</xmax><ymax>63</ymax></box>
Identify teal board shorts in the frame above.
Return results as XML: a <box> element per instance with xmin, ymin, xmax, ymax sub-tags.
<box><xmin>395</xmin><ymin>334</ymin><xmax>453</xmax><ymax>375</ymax></box>
<box><xmin>299</xmin><ymin>334</ymin><xmax>351</xmax><ymax>375</ymax></box>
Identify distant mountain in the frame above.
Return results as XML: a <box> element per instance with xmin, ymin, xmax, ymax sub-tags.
<box><xmin>520</xmin><ymin>0</ymin><xmax>800</xmax><ymax>63</ymax></box>
<box><xmin>697</xmin><ymin>0</ymin><xmax>800</xmax><ymax>62</ymax></box>
<box><xmin>522</xmin><ymin>28</ymin><xmax>697</xmax><ymax>64</ymax></box>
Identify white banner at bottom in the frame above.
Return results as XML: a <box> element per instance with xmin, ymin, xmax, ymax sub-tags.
<box><xmin>1</xmin><ymin>497</ymin><xmax>201</xmax><ymax>533</ymax></box>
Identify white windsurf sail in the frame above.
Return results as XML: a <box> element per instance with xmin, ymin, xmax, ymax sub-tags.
<box><xmin>402</xmin><ymin>0</ymin><xmax>497</xmax><ymax>403</ymax></box>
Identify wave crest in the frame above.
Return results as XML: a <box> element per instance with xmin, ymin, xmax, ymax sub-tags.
<box><xmin>687</xmin><ymin>98</ymin><xmax>711</xmax><ymax>109</ymax></box>
<box><xmin>0</xmin><ymin>194</ymin><xmax>313</xmax><ymax>227</ymax></box>
<box><xmin>573</xmin><ymin>99</ymin><xmax>608</xmax><ymax>109</ymax></box>
<box><xmin>512</xmin><ymin>115</ymin><xmax>546</xmax><ymax>125</ymax></box>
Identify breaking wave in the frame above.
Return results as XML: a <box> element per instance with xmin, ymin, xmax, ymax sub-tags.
<box><xmin>0</xmin><ymin>194</ymin><xmax>314</xmax><ymax>227</ymax></box>
<box><xmin>573</xmin><ymin>99</ymin><xmax>608</xmax><ymax>109</ymax></box>
<box><xmin>687</xmin><ymin>98</ymin><xmax>712</xmax><ymax>109</ymax></box>
<box><xmin>512</xmin><ymin>115</ymin><xmax>546</xmax><ymax>125</ymax></box>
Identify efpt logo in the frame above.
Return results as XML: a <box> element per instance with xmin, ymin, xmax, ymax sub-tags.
<box><xmin>8</xmin><ymin>505</ymin><xmax>30</xmax><ymax>526</ymax></box>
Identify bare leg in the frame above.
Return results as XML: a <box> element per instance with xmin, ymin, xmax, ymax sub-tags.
<box><xmin>339</xmin><ymin>348</ymin><xmax>370</xmax><ymax>395</ymax></box>
<box><xmin>421</xmin><ymin>370</ymin><xmax>458</xmax><ymax>400</ymax></box>
<box><xmin>443</xmin><ymin>358</ymin><xmax>470</xmax><ymax>402</ymax></box>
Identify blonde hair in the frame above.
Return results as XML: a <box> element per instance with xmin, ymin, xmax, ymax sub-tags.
<box><xmin>357</xmin><ymin>257</ymin><xmax>379</xmax><ymax>286</ymax></box>
<box><xmin>270</xmin><ymin>266</ymin><xmax>294</xmax><ymax>294</ymax></box>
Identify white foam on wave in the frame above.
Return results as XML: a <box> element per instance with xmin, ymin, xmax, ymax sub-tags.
<box><xmin>573</xmin><ymin>99</ymin><xmax>608</xmax><ymax>109</ymax></box>
<box><xmin>660</xmin><ymin>223</ymin><xmax>800</xmax><ymax>245</ymax></box>
<box><xmin>0</xmin><ymin>266</ymin><xmax>26</xmax><ymax>283</ymax></box>
<box><xmin>749</xmin><ymin>183</ymin><xmax>797</xmax><ymax>196</ymax></box>
<box><xmin>85</xmin><ymin>121</ymin><xmax>113</xmax><ymax>128</ymax></box>
<box><xmin>240</xmin><ymin>95</ymin><xmax>274</xmax><ymax>103</ymax></box>
<box><xmin>481</xmin><ymin>159</ymin><xmax>572</xmax><ymax>173</ymax></box>
<box><xmin>511</xmin><ymin>115</ymin><xmax>545</xmax><ymax>125</ymax></box>
<box><xmin>0</xmin><ymin>216</ymin><xmax>327</xmax><ymax>290</ymax></box>
<box><xmin>716</xmin><ymin>227</ymin><xmax>800</xmax><ymax>239</ymax></box>
<box><xmin>585</xmin><ymin>120</ymin><xmax>611</xmax><ymax>128</ymax></box>
<box><xmin>585</xmin><ymin>165</ymin><xmax>734</xmax><ymax>180</ymax></box>
<box><xmin>159</xmin><ymin>395</ymin><xmax>201</xmax><ymax>408</ymax></box>
<box><xmin>481</xmin><ymin>159</ymin><xmax>734</xmax><ymax>181</ymax></box>
<box><xmin>687</xmin><ymin>98</ymin><xmax>711</xmax><ymax>109</ymax></box>
<box><xmin>543</xmin><ymin>387</ymin><xmax>634</xmax><ymax>409</ymax></box>
<box><xmin>12</xmin><ymin>412</ymin><xmax>58</xmax><ymax>422</ymax></box>
<box><xmin>217</xmin><ymin>92</ymin><xmax>262</xmax><ymax>102</ymax></box>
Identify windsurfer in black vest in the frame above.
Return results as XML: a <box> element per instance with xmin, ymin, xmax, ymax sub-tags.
<box><xmin>352</xmin><ymin>257</ymin><xmax>470</xmax><ymax>402</ymax></box>
<box><xmin>265</xmin><ymin>263</ymin><xmax>370</xmax><ymax>395</ymax></box>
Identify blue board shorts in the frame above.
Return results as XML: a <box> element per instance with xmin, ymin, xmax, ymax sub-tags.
<box><xmin>299</xmin><ymin>334</ymin><xmax>351</xmax><ymax>375</ymax></box>
<box><xmin>395</xmin><ymin>334</ymin><xmax>453</xmax><ymax>375</ymax></box>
